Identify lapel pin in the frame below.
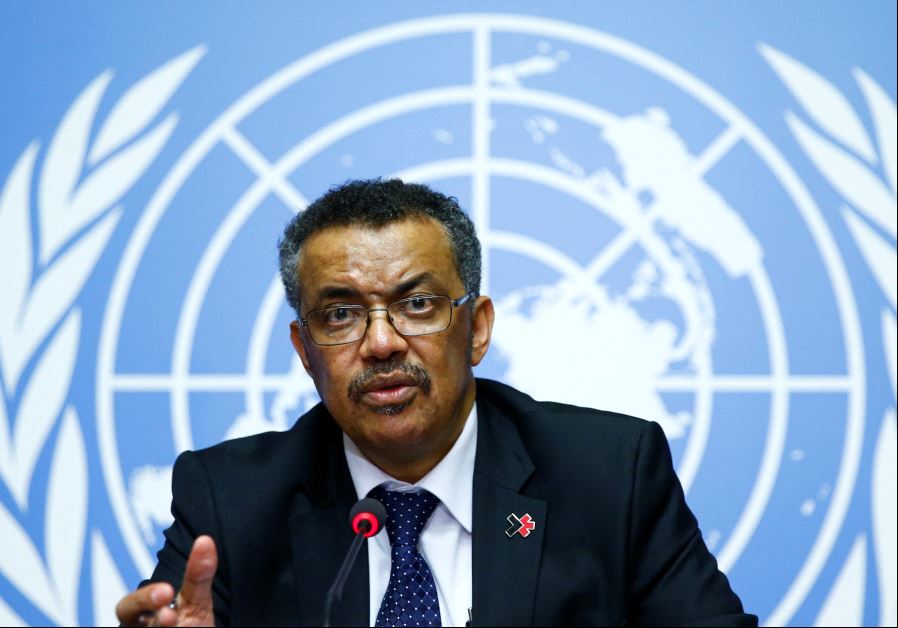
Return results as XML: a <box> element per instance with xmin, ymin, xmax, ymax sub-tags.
<box><xmin>505</xmin><ymin>512</ymin><xmax>536</xmax><ymax>538</ymax></box>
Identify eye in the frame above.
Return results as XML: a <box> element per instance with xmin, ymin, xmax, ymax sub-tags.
<box><xmin>399</xmin><ymin>295</ymin><xmax>436</xmax><ymax>318</ymax></box>
<box><xmin>323</xmin><ymin>306</ymin><xmax>360</xmax><ymax>326</ymax></box>
<box><xmin>409</xmin><ymin>296</ymin><xmax>431</xmax><ymax>311</ymax></box>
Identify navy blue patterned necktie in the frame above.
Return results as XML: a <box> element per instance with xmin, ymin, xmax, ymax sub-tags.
<box><xmin>369</xmin><ymin>486</ymin><xmax>442</xmax><ymax>627</ymax></box>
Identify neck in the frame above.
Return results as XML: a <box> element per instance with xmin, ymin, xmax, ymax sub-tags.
<box><xmin>375</xmin><ymin>456</ymin><xmax>446</xmax><ymax>485</ymax></box>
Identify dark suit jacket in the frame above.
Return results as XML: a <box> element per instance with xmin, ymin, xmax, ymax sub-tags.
<box><xmin>149</xmin><ymin>378</ymin><xmax>756</xmax><ymax>626</ymax></box>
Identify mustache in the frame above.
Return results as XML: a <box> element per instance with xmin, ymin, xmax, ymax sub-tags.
<box><xmin>347</xmin><ymin>359</ymin><xmax>433</xmax><ymax>402</ymax></box>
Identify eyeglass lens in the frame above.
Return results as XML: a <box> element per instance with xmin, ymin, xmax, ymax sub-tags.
<box><xmin>306</xmin><ymin>295</ymin><xmax>453</xmax><ymax>345</ymax></box>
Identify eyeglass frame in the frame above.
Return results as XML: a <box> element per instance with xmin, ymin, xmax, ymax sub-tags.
<box><xmin>298</xmin><ymin>292</ymin><xmax>473</xmax><ymax>346</ymax></box>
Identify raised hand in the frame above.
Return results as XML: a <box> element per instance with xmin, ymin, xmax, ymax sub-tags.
<box><xmin>116</xmin><ymin>535</ymin><xmax>218</xmax><ymax>627</ymax></box>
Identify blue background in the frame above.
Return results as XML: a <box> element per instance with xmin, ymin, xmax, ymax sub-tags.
<box><xmin>1</xmin><ymin>2</ymin><xmax>895</xmax><ymax>626</ymax></box>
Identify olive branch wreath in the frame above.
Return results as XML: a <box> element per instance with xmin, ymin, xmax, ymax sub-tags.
<box><xmin>0</xmin><ymin>47</ymin><xmax>204</xmax><ymax>626</ymax></box>
<box><xmin>761</xmin><ymin>44</ymin><xmax>897</xmax><ymax>627</ymax></box>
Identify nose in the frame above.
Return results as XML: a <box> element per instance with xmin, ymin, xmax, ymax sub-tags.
<box><xmin>358</xmin><ymin>308</ymin><xmax>408</xmax><ymax>360</ymax></box>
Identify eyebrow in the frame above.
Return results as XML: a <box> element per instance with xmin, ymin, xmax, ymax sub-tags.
<box><xmin>315</xmin><ymin>286</ymin><xmax>359</xmax><ymax>302</ymax></box>
<box><xmin>395</xmin><ymin>272</ymin><xmax>436</xmax><ymax>296</ymax></box>
<box><xmin>311</xmin><ymin>273</ymin><xmax>439</xmax><ymax>305</ymax></box>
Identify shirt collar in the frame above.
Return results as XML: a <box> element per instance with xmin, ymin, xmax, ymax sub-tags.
<box><xmin>343</xmin><ymin>404</ymin><xmax>477</xmax><ymax>533</ymax></box>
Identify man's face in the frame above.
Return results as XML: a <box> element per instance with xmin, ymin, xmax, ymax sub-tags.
<box><xmin>289</xmin><ymin>217</ymin><xmax>493</xmax><ymax>480</ymax></box>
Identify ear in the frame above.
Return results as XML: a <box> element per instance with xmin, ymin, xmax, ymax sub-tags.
<box><xmin>290</xmin><ymin>320</ymin><xmax>314</xmax><ymax>376</ymax></box>
<box><xmin>469</xmin><ymin>296</ymin><xmax>495</xmax><ymax>367</ymax></box>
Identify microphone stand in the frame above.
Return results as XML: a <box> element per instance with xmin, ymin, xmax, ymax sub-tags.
<box><xmin>323</xmin><ymin>521</ymin><xmax>370</xmax><ymax>627</ymax></box>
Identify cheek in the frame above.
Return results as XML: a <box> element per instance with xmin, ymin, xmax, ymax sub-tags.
<box><xmin>306</xmin><ymin>350</ymin><xmax>351</xmax><ymax>396</ymax></box>
<box><xmin>422</xmin><ymin>329</ymin><xmax>470</xmax><ymax>381</ymax></box>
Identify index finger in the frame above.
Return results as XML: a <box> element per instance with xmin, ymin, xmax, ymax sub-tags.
<box><xmin>116</xmin><ymin>582</ymin><xmax>174</xmax><ymax>626</ymax></box>
<box><xmin>177</xmin><ymin>535</ymin><xmax>218</xmax><ymax>609</ymax></box>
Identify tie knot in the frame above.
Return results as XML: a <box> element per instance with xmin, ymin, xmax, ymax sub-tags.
<box><xmin>369</xmin><ymin>486</ymin><xmax>440</xmax><ymax>548</ymax></box>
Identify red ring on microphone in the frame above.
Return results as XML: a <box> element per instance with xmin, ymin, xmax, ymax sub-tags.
<box><xmin>352</xmin><ymin>511</ymin><xmax>380</xmax><ymax>537</ymax></box>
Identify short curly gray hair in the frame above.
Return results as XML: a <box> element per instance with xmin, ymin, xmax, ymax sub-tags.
<box><xmin>278</xmin><ymin>178</ymin><xmax>481</xmax><ymax>316</ymax></box>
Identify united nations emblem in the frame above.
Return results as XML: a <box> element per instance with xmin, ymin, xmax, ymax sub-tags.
<box><xmin>0</xmin><ymin>13</ymin><xmax>883</xmax><ymax>626</ymax></box>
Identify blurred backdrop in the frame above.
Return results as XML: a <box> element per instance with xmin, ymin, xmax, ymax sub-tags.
<box><xmin>0</xmin><ymin>2</ymin><xmax>895</xmax><ymax>626</ymax></box>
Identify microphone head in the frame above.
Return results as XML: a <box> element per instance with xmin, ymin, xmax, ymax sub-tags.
<box><xmin>350</xmin><ymin>497</ymin><xmax>387</xmax><ymax>538</ymax></box>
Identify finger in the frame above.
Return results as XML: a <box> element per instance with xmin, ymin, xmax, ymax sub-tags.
<box><xmin>154</xmin><ymin>606</ymin><xmax>179</xmax><ymax>627</ymax></box>
<box><xmin>178</xmin><ymin>535</ymin><xmax>218</xmax><ymax>610</ymax></box>
<box><xmin>115</xmin><ymin>583</ymin><xmax>174</xmax><ymax>625</ymax></box>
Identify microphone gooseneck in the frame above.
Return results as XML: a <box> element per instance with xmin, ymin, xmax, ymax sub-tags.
<box><xmin>323</xmin><ymin>497</ymin><xmax>387</xmax><ymax>626</ymax></box>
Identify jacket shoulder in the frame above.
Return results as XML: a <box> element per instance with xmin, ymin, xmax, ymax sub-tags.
<box><xmin>474</xmin><ymin>377</ymin><xmax>667</xmax><ymax>493</ymax></box>
<box><xmin>475</xmin><ymin>377</ymin><xmax>652</xmax><ymax>440</ymax></box>
<box><xmin>181</xmin><ymin>402</ymin><xmax>334</xmax><ymax>479</ymax></box>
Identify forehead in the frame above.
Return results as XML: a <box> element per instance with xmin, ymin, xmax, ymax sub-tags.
<box><xmin>296</xmin><ymin>217</ymin><xmax>461</xmax><ymax>300</ymax></box>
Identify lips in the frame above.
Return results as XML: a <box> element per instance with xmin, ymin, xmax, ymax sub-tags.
<box><xmin>347</xmin><ymin>360</ymin><xmax>432</xmax><ymax>407</ymax></box>
<box><xmin>358</xmin><ymin>374</ymin><xmax>419</xmax><ymax>405</ymax></box>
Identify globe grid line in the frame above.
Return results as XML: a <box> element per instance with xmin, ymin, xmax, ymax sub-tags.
<box><xmin>246</xmin><ymin>274</ymin><xmax>297</xmax><ymax>427</ymax></box>
<box><xmin>724</xmin><ymin>265</ymin><xmax>789</xmax><ymax>574</ymax></box>
<box><xmin>582</xmin><ymin>208</ymin><xmax>658</xmax><ymax>282</ymax></box>
<box><xmin>92</xmin><ymin>15</ymin><xmax>866</xmax><ymax>625</ymax></box>
<box><xmin>694</xmin><ymin>126</ymin><xmax>745</xmax><ymax>176</ymax></box>
<box><xmin>170</xmin><ymin>129</ymin><xmax>282</xmax><ymax>455</ymax></box>
<box><xmin>472</xmin><ymin>25</ymin><xmax>492</xmax><ymax>296</ymax></box>
<box><xmin>220</xmin><ymin>126</ymin><xmax>309</xmax><ymax>211</ymax></box>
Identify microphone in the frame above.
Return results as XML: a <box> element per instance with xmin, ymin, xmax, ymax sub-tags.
<box><xmin>323</xmin><ymin>497</ymin><xmax>387</xmax><ymax>626</ymax></box>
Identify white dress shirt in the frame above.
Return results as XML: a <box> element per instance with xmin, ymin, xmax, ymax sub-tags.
<box><xmin>343</xmin><ymin>405</ymin><xmax>477</xmax><ymax>627</ymax></box>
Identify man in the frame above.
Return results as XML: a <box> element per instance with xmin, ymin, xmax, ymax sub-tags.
<box><xmin>116</xmin><ymin>179</ymin><xmax>756</xmax><ymax>626</ymax></box>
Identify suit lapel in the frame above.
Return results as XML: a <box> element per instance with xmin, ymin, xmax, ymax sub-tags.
<box><xmin>472</xmin><ymin>394</ymin><xmax>547</xmax><ymax>627</ymax></box>
<box><xmin>288</xmin><ymin>413</ymin><xmax>369</xmax><ymax>626</ymax></box>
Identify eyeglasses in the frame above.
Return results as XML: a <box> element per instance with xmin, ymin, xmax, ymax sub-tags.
<box><xmin>299</xmin><ymin>293</ymin><xmax>472</xmax><ymax>346</ymax></box>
